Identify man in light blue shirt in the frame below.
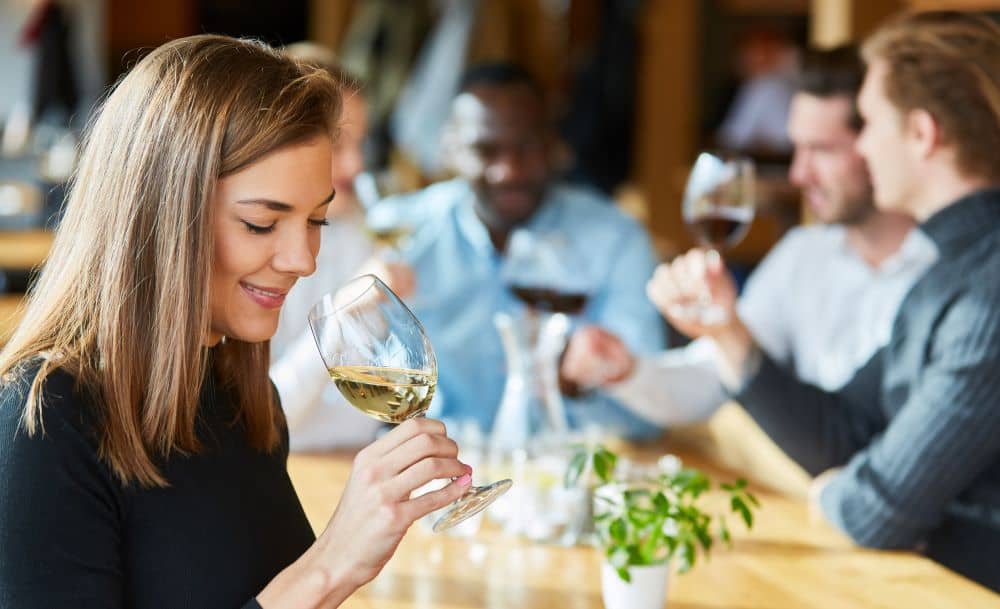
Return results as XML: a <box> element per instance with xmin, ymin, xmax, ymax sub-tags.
<box><xmin>372</xmin><ymin>63</ymin><xmax>665</xmax><ymax>438</ymax></box>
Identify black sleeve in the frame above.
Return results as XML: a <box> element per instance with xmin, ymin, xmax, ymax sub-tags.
<box><xmin>734</xmin><ymin>348</ymin><xmax>888</xmax><ymax>476</ymax></box>
<box><xmin>0</xmin><ymin>370</ymin><xmax>125</xmax><ymax>609</ymax></box>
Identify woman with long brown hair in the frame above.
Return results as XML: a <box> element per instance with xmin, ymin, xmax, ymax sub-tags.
<box><xmin>0</xmin><ymin>35</ymin><xmax>471</xmax><ymax>608</ymax></box>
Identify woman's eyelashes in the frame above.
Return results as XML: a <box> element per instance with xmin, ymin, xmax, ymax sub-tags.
<box><xmin>241</xmin><ymin>220</ymin><xmax>276</xmax><ymax>234</ymax></box>
<box><xmin>241</xmin><ymin>218</ymin><xmax>329</xmax><ymax>235</ymax></box>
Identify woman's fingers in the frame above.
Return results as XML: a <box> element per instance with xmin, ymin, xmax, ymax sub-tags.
<box><xmin>401</xmin><ymin>475</ymin><xmax>473</xmax><ymax>522</ymax></box>
<box><xmin>374</xmin><ymin>426</ymin><xmax>460</xmax><ymax>479</ymax></box>
<box><xmin>384</xmin><ymin>457</ymin><xmax>471</xmax><ymax>502</ymax></box>
<box><xmin>355</xmin><ymin>417</ymin><xmax>448</xmax><ymax>462</ymax></box>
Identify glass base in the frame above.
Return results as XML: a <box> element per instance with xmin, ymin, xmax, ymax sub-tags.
<box><xmin>432</xmin><ymin>478</ymin><xmax>513</xmax><ymax>533</ymax></box>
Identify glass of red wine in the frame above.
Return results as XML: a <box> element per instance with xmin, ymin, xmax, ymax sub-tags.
<box><xmin>680</xmin><ymin>152</ymin><xmax>755</xmax><ymax>324</ymax></box>
<box><xmin>503</xmin><ymin>230</ymin><xmax>591</xmax><ymax>315</ymax></box>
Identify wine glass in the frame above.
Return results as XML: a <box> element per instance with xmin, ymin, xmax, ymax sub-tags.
<box><xmin>354</xmin><ymin>171</ymin><xmax>413</xmax><ymax>251</ymax></box>
<box><xmin>502</xmin><ymin>229</ymin><xmax>592</xmax><ymax>314</ymax></box>
<box><xmin>679</xmin><ymin>152</ymin><xmax>756</xmax><ymax>324</ymax></box>
<box><xmin>308</xmin><ymin>274</ymin><xmax>513</xmax><ymax>532</ymax></box>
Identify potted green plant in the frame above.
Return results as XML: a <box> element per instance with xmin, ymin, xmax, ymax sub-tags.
<box><xmin>565</xmin><ymin>445</ymin><xmax>759</xmax><ymax>609</ymax></box>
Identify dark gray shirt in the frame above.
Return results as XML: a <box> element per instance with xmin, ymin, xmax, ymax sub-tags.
<box><xmin>735</xmin><ymin>188</ymin><xmax>1000</xmax><ymax>591</ymax></box>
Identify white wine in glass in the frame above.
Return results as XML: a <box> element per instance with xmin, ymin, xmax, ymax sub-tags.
<box><xmin>327</xmin><ymin>366</ymin><xmax>435</xmax><ymax>423</ymax></box>
<box><xmin>354</xmin><ymin>171</ymin><xmax>413</xmax><ymax>251</ymax></box>
<box><xmin>309</xmin><ymin>274</ymin><xmax>512</xmax><ymax>532</ymax></box>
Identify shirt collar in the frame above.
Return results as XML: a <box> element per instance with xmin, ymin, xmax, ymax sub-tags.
<box><xmin>919</xmin><ymin>187</ymin><xmax>1000</xmax><ymax>257</ymax></box>
<box><xmin>832</xmin><ymin>221</ymin><xmax>937</xmax><ymax>275</ymax></box>
<box><xmin>455</xmin><ymin>185</ymin><xmax>495</xmax><ymax>256</ymax></box>
<box><xmin>879</xmin><ymin>228</ymin><xmax>938</xmax><ymax>274</ymax></box>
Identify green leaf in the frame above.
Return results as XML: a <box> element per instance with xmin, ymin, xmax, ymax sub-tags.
<box><xmin>653</xmin><ymin>491</ymin><xmax>670</xmax><ymax>513</ymax></box>
<box><xmin>564</xmin><ymin>451</ymin><xmax>588</xmax><ymax>488</ymax></box>
<box><xmin>639</xmin><ymin>526</ymin><xmax>663</xmax><ymax>563</ymax></box>
<box><xmin>616</xmin><ymin>566</ymin><xmax>632</xmax><ymax>583</ymax></box>
<box><xmin>695</xmin><ymin>526</ymin><xmax>713</xmax><ymax>552</ymax></box>
<box><xmin>628</xmin><ymin>508</ymin><xmax>655</xmax><ymax>527</ymax></box>
<box><xmin>718</xmin><ymin>518</ymin><xmax>731</xmax><ymax>546</ymax></box>
<box><xmin>627</xmin><ymin>546</ymin><xmax>645</xmax><ymax>565</ymax></box>
<box><xmin>593</xmin><ymin>449</ymin><xmax>617</xmax><ymax>484</ymax></box>
<box><xmin>745</xmin><ymin>491</ymin><xmax>761</xmax><ymax>508</ymax></box>
<box><xmin>672</xmin><ymin>469</ymin><xmax>710</xmax><ymax>497</ymax></box>
<box><xmin>732</xmin><ymin>497</ymin><xmax>753</xmax><ymax>529</ymax></box>
<box><xmin>610</xmin><ymin>518</ymin><xmax>627</xmax><ymax>545</ymax></box>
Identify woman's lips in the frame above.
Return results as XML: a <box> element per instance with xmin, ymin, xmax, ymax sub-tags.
<box><xmin>240</xmin><ymin>281</ymin><xmax>287</xmax><ymax>309</ymax></box>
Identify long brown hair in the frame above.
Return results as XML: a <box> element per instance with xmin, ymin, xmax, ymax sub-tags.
<box><xmin>0</xmin><ymin>35</ymin><xmax>342</xmax><ymax>487</ymax></box>
<box><xmin>863</xmin><ymin>11</ymin><xmax>1000</xmax><ymax>181</ymax></box>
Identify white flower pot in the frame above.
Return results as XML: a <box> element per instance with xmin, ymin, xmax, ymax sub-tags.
<box><xmin>600</xmin><ymin>560</ymin><xmax>670</xmax><ymax>609</ymax></box>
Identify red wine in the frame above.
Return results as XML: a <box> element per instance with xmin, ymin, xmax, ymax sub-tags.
<box><xmin>686</xmin><ymin>207</ymin><xmax>753</xmax><ymax>250</ymax></box>
<box><xmin>510</xmin><ymin>285</ymin><xmax>588</xmax><ymax>314</ymax></box>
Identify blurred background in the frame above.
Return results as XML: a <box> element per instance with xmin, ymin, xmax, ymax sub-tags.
<box><xmin>0</xmin><ymin>0</ymin><xmax>997</xmax><ymax>330</ymax></box>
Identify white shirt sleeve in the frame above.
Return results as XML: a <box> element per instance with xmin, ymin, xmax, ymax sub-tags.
<box><xmin>608</xmin><ymin>228</ymin><xmax>809</xmax><ymax>426</ymax></box>
<box><xmin>606</xmin><ymin>337</ymin><xmax>728</xmax><ymax>426</ymax></box>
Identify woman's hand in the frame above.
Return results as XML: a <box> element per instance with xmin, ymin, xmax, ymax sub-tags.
<box><xmin>257</xmin><ymin>418</ymin><xmax>470</xmax><ymax>608</ymax></box>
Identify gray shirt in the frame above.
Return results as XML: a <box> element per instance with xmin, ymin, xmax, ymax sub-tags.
<box><xmin>734</xmin><ymin>188</ymin><xmax>1000</xmax><ymax>590</ymax></box>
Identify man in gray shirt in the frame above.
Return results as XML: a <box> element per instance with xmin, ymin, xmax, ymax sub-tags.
<box><xmin>648</xmin><ymin>11</ymin><xmax>1000</xmax><ymax>592</ymax></box>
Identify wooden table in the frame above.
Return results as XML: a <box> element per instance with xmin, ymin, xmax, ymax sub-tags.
<box><xmin>0</xmin><ymin>295</ymin><xmax>24</xmax><ymax>342</ymax></box>
<box><xmin>288</xmin><ymin>446</ymin><xmax>998</xmax><ymax>609</ymax></box>
<box><xmin>0</xmin><ymin>230</ymin><xmax>54</xmax><ymax>271</ymax></box>
<box><xmin>0</xmin><ymin>230</ymin><xmax>53</xmax><ymax>342</ymax></box>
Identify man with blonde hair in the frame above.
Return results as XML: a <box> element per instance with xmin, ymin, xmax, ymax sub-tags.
<box><xmin>647</xmin><ymin>11</ymin><xmax>1000</xmax><ymax>591</ymax></box>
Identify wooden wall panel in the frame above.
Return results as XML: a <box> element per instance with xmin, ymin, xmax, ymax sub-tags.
<box><xmin>108</xmin><ymin>0</ymin><xmax>195</xmax><ymax>73</ymax></box>
<box><xmin>633</xmin><ymin>0</ymin><xmax>701</xmax><ymax>259</ymax></box>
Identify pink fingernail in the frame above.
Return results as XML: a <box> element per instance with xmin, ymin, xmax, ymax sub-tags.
<box><xmin>456</xmin><ymin>473</ymin><xmax>472</xmax><ymax>486</ymax></box>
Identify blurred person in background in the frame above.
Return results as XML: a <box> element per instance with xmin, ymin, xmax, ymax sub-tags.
<box><xmin>370</xmin><ymin>62</ymin><xmax>666</xmax><ymax>438</ymax></box>
<box><xmin>270</xmin><ymin>42</ymin><xmax>412</xmax><ymax>451</ymax></box>
<box><xmin>562</xmin><ymin>45</ymin><xmax>937</xmax><ymax>428</ymax></box>
<box><xmin>716</xmin><ymin>26</ymin><xmax>800</xmax><ymax>155</ymax></box>
<box><xmin>647</xmin><ymin>12</ymin><xmax>1000</xmax><ymax>591</ymax></box>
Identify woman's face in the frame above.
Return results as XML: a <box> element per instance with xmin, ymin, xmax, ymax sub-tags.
<box><xmin>209</xmin><ymin>135</ymin><xmax>334</xmax><ymax>345</ymax></box>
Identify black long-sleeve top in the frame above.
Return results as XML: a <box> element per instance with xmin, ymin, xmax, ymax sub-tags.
<box><xmin>0</xmin><ymin>360</ymin><xmax>316</xmax><ymax>608</ymax></box>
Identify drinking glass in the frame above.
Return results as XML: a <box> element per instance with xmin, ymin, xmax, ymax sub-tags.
<box><xmin>308</xmin><ymin>274</ymin><xmax>513</xmax><ymax>532</ymax></box>
<box><xmin>679</xmin><ymin>152</ymin><xmax>755</xmax><ymax>324</ymax></box>
<box><xmin>354</xmin><ymin>171</ymin><xmax>412</xmax><ymax>251</ymax></box>
<box><xmin>502</xmin><ymin>229</ymin><xmax>592</xmax><ymax>314</ymax></box>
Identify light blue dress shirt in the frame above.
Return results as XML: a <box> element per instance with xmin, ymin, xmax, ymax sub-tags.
<box><xmin>371</xmin><ymin>179</ymin><xmax>666</xmax><ymax>438</ymax></box>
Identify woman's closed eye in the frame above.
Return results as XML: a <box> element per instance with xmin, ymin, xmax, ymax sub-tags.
<box><xmin>308</xmin><ymin>217</ymin><xmax>330</xmax><ymax>228</ymax></box>
<box><xmin>241</xmin><ymin>220</ymin><xmax>276</xmax><ymax>235</ymax></box>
